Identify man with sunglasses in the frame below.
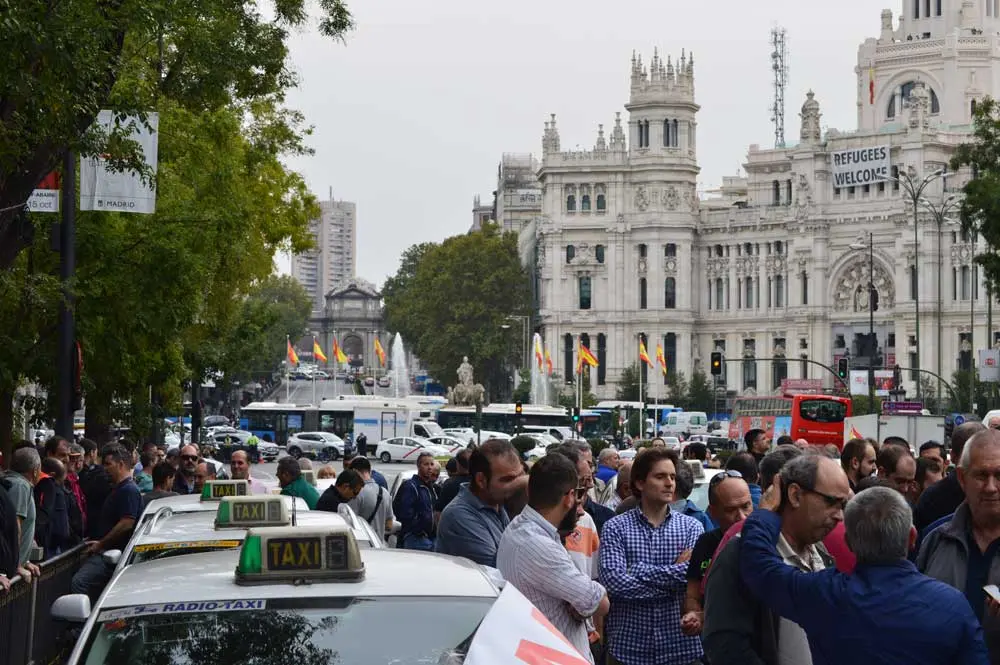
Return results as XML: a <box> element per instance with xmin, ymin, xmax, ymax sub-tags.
<box><xmin>172</xmin><ymin>444</ymin><xmax>200</xmax><ymax>495</ymax></box>
<box><xmin>498</xmin><ymin>453</ymin><xmax>609</xmax><ymax>664</ymax></box>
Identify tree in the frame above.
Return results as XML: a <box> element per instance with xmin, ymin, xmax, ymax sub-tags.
<box><xmin>615</xmin><ymin>363</ymin><xmax>646</xmax><ymax>402</ymax></box>
<box><xmin>0</xmin><ymin>0</ymin><xmax>353</xmax><ymax>271</ymax></box>
<box><xmin>952</xmin><ymin>96</ymin><xmax>1000</xmax><ymax>294</ymax></box>
<box><xmin>688</xmin><ymin>369</ymin><xmax>716</xmax><ymax>413</ymax></box>
<box><xmin>950</xmin><ymin>370</ymin><xmax>991</xmax><ymax>415</ymax></box>
<box><xmin>381</xmin><ymin>224</ymin><xmax>530</xmax><ymax>401</ymax></box>
<box><xmin>556</xmin><ymin>388</ymin><xmax>597</xmax><ymax>410</ymax></box>
<box><xmin>664</xmin><ymin>371</ymin><xmax>689</xmax><ymax>408</ymax></box>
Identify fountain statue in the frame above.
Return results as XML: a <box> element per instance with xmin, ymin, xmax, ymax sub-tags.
<box><xmin>447</xmin><ymin>356</ymin><xmax>486</xmax><ymax>406</ymax></box>
<box><xmin>529</xmin><ymin>332</ymin><xmax>551</xmax><ymax>405</ymax></box>
<box><xmin>390</xmin><ymin>333</ymin><xmax>411</xmax><ymax>398</ymax></box>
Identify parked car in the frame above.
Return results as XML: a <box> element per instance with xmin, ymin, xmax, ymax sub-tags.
<box><xmin>377</xmin><ymin>376</ymin><xmax>391</xmax><ymax>388</ymax></box>
<box><xmin>375</xmin><ymin>436</ymin><xmax>452</xmax><ymax>463</ymax></box>
<box><xmin>287</xmin><ymin>431</ymin><xmax>347</xmax><ymax>460</ymax></box>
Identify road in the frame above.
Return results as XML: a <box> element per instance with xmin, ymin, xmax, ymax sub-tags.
<box><xmin>245</xmin><ymin>455</ymin><xmax>407</xmax><ymax>487</ymax></box>
<box><xmin>270</xmin><ymin>379</ymin><xmax>403</xmax><ymax>405</ymax></box>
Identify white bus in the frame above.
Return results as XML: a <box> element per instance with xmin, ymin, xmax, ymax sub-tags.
<box><xmin>436</xmin><ymin>403</ymin><xmax>569</xmax><ymax>436</ymax></box>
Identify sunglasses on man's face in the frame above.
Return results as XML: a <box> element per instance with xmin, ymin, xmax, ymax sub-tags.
<box><xmin>569</xmin><ymin>486</ymin><xmax>587</xmax><ymax>502</ymax></box>
<box><xmin>180</xmin><ymin>454</ymin><xmax>199</xmax><ymax>461</ymax></box>
<box><xmin>709</xmin><ymin>469</ymin><xmax>743</xmax><ymax>488</ymax></box>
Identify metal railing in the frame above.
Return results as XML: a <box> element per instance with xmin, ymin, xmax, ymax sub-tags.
<box><xmin>0</xmin><ymin>544</ymin><xmax>88</xmax><ymax>665</ymax></box>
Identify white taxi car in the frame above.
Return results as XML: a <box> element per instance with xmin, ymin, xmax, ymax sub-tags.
<box><xmin>374</xmin><ymin>436</ymin><xmax>451</xmax><ymax>463</ymax></box>
<box><xmin>137</xmin><ymin>481</ymin><xmax>310</xmax><ymax>531</ymax></box>
<box><xmin>53</xmin><ymin>524</ymin><xmax>500</xmax><ymax>664</ymax></box>
<box><xmin>111</xmin><ymin>492</ymin><xmax>383</xmax><ymax>574</ymax></box>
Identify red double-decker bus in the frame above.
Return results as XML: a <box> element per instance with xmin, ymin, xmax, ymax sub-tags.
<box><xmin>728</xmin><ymin>393</ymin><xmax>853</xmax><ymax>450</ymax></box>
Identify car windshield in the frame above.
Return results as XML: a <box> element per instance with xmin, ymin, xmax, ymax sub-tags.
<box><xmin>82</xmin><ymin>597</ymin><xmax>492</xmax><ymax>665</ymax></box>
<box><xmin>130</xmin><ymin>541</ymin><xmax>243</xmax><ymax>566</ymax></box>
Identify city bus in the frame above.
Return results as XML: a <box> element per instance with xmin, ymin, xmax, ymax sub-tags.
<box><xmin>436</xmin><ymin>403</ymin><xmax>569</xmax><ymax>436</ymax></box>
<box><xmin>240</xmin><ymin>398</ymin><xmax>418</xmax><ymax>445</ymax></box>
<box><xmin>728</xmin><ymin>394</ymin><xmax>853</xmax><ymax>449</ymax></box>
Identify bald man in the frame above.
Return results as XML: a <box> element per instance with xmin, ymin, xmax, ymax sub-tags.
<box><xmin>229</xmin><ymin>450</ymin><xmax>269</xmax><ymax>494</ymax></box>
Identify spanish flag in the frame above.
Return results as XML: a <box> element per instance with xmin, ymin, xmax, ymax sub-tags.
<box><xmin>374</xmin><ymin>338</ymin><xmax>386</xmax><ymax>367</ymax></box>
<box><xmin>333</xmin><ymin>339</ymin><xmax>349</xmax><ymax>364</ymax></box>
<box><xmin>576</xmin><ymin>342</ymin><xmax>598</xmax><ymax>374</ymax></box>
<box><xmin>639</xmin><ymin>340</ymin><xmax>653</xmax><ymax>368</ymax></box>
<box><xmin>656</xmin><ymin>343</ymin><xmax>667</xmax><ymax>376</ymax></box>
<box><xmin>869</xmin><ymin>62</ymin><xmax>875</xmax><ymax>105</ymax></box>
<box><xmin>535</xmin><ymin>336</ymin><xmax>544</xmax><ymax>369</ymax></box>
<box><xmin>313</xmin><ymin>337</ymin><xmax>328</xmax><ymax>363</ymax></box>
<box><xmin>544</xmin><ymin>348</ymin><xmax>553</xmax><ymax>376</ymax></box>
<box><xmin>849</xmin><ymin>425</ymin><xmax>865</xmax><ymax>441</ymax></box>
<box><xmin>286</xmin><ymin>338</ymin><xmax>299</xmax><ymax>365</ymax></box>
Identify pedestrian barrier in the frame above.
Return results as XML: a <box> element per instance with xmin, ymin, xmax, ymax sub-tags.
<box><xmin>0</xmin><ymin>544</ymin><xmax>88</xmax><ymax>665</ymax></box>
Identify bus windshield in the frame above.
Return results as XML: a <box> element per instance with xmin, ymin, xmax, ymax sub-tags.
<box><xmin>798</xmin><ymin>398</ymin><xmax>848</xmax><ymax>423</ymax></box>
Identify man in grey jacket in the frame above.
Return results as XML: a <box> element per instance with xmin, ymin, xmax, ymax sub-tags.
<box><xmin>918</xmin><ymin>429</ymin><xmax>1000</xmax><ymax>662</ymax></box>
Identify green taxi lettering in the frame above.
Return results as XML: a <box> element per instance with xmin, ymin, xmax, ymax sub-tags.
<box><xmin>233</xmin><ymin>501</ymin><xmax>264</xmax><ymax>522</ymax></box>
<box><xmin>212</xmin><ymin>484</ymin><xmax>238</xmax><ymax>498</ymax></box>
<box><xmin>267</xmin><ymin>538</ymin><xmax>321</xmax><ymax>569</ymax></box>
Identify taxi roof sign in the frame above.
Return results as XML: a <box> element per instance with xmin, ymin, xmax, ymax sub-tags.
<box><xmin>302</xmin><ymin>469</ymin><xmax>317</xmax><ymax>486</ymax></box>
<box><xmin>215</xmin><ymin>496</ymin><xmax>291</xmax><ymax>529</ymax></box>
<box><xmin>236</xmin><ymin>525</ymin><xmax>365</xmax><ymax>585</ymax></box>
<box><xmin>200</xmin><ymin>480</ymin><xmax>249</xmax><ymax>502</ymax></box>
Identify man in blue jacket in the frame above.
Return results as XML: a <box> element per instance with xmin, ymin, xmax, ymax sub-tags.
<box><xmin>739</xmin><ymin>464</ymin><xmax>987</xmax><ymax>665</ymax></box>
<box><xmin>394</xmin><ymin>452</ymin><xmax>437</xmax><ymax>551</ymax></box>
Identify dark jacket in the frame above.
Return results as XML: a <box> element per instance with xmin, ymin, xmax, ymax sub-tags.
<box><xmin>34</xmin><ymin>475</ymin><xmax>72</xmax><ymax>558</ymax></box>
<box><xmin>395</xmin><ymin>476</ymin><xmax>435</xmax><ymax>541</ymax></box>
<box><xmin>914</xmin><ymin>472</ymin><xmax>964</xmax><ymax>532</ymax></box>
<box><xmin>584</xmin><ymin>497</ymin><xmax>614</xmax><ymax>536</ymax></box>
<box><xmin>703</xmin><ymin>530</ymin><xmax>835</xmax><ymax>665</ymax></box>
<box><xmin>78</xmin><ymin>463</ymin><xmax>113</xmax><ymax>540</ymax></box>
<box><xmin>0</xmin><ymin>477</ymin><xmax>20</xmax><ymax>577</ymax></box>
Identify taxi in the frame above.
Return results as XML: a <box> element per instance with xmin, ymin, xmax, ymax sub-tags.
<box><xmin>53</xmin><ymin>524</ymin><xmax>500</xmax><ymax>664</ymax></box>
<box><xmin>137</xmin><ymin>480</ymin><xmax>309</xmax><ymax>531</ymax></box>
<box><xmin>109</xmin><ymin>492</ymin><xmax>383</xmax><ymax>574</ymax></box>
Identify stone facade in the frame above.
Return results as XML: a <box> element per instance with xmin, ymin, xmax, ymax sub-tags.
<box><xmin>527</xmin><ymin>1</ymin><xmax>1000</xmax><ymax>401</ymax></box>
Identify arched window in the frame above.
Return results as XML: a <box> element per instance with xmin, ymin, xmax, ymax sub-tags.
<box><xmin>563</xmin><ymin>334</ymin><xmax>574</xmax><ymax>384</ymax></box>
<box><xmin>566</xmin><ymin>194</ymin><xmax>576</xmax><ymax>212</ymax></box>
<box><xmin>664</xmin><ymin>243</ymin><xmax>677</xmax><ymax>257</ymax></box>
<box><xmin>671</xmin><ymin>119</ymin><xmax>679</xmax><ymax>147</ymax></box>
<box><xmin>714</xmin><ymin>244</ymin><xmax>724</xmax><ymax>258</ymax></box>
<box><xmin>596</xmin><ymin>193</ymin><xmax>606</xmax><ymax>212</ymax></box>
<box><xmin>663</xmin><ymin>119</ymin><xmax>671</xmax><ymax>147</ymax></box>
<box><xmin>745</xmin><ymin>277</ymin><xmax>754</xmax><ymax>309</ymax></box>
<box><xmin>775</xmin><ymin>275</ymin><xmax>784</xmax><ymax>308</ymax></box>
<box><xmin>772</xmin><ymin>180</ymin><xmax>781</xmax><ymax>205</ymax></box>
<box><xmin>887</xmin><ymin>81</ymin><xmax>941</xmax><ymax>119</ymax></box>
<box><xmin>595</xmin><ymin>245</ymin><xmax>605</xmax><ymax>264</ymax></box>
<box><xmin>579</xmin><ymin>276</ymin><xmax>592</xmax><ymax>310</ymax></box>
<box><xmin>566</xmin><ymin>245</ymin><xmax>575</xmax><ymax>264</ymax></box>
<box><xmin>581</xmin><ymin>194</ymin><xmax>591</xmax><ymax>211</ymax></box>
<box><xmin>638</xmin><ymin>243</ymin><xmax>647</xmax><ymax>258</ymax></box>
<box><xmin>715</xmin><ymin>278</ymin><xmax>725</xmax><ymax>310</ymax></box>
<box><xmin>801</xmin><ymin>271</ymin><xmax>809</xmax><ymax>305</ymax></box>
<box><xmin>664</xmin><ymin>278</ymin><xmax>676</xmax><ymax>309</ymax></box>
<box><xmin>639</xmin><ymin>278</ymin><xmax>648</xmax><ymax>309</ymax></box>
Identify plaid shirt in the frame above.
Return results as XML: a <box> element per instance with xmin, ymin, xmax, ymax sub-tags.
<box><xmin>599</xmin><ymin>506</ymin><xmax>704</xmax><ymax>665</ymax></box>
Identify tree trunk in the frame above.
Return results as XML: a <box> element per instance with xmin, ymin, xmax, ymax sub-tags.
<box><xmin>0</xmin><ymin>384</ymin><xmax>15</xmax><ymax>469</ymax></box>
<box><xmin>84</xmin><ymin>388</ymin><xmax>112</xmax><ymax>444</ymax></box>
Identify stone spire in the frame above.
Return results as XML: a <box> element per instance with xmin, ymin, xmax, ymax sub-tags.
<box><xmin>542</xmin><ymin>113</ymin><xmax>560</xmax><ymax>155</ymax></box>
<box><xmin>610</xmin><ymin>112</ymin><xmax>626</xmax><ymax>150</ymax></box>
<box><xmin>595</xmin><ymin>123</ymin><xmax>607</xmax><ymax>151</ymax></box>
<box><xmin>799</xmin><ymin>90</ymin><xmax>822</xmax><ymax>143</ymax></box>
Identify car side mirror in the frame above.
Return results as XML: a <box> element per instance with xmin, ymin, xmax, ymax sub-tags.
<box><xmin>102</xmin><ymin>550</ymin><xmax>122</xmax><ymax>566</ymax></box>
<box><xmin>51</xmin><ymin>594</ymin><xmax>92</xmax><ymax>623</ymax></box>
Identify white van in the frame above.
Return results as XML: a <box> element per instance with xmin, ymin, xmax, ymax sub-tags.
<box><xmin>662</xmin><ymin>411</ymin><xmax>709</xmax><ymax>438</ymax></box>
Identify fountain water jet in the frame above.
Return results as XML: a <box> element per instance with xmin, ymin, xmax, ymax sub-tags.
<box><xmin>529</xmin><ymin>332</ymin><xmax>551</xmax><ymax>405</ymax></box>
<box><xmin>390</xmin><ymin>333</ymin><xmax>410</xmax><ymax>398</ymax></box>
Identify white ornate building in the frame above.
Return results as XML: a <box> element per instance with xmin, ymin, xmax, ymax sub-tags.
<box><xmin>528</xmin><ymin>0</ymin><xmax>998</xmax><ymax>402</ymax></box>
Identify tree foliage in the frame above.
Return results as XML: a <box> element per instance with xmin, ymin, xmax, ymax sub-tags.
<box><xmin>951</xmin><ymin>96</ymin><xmax>1000</xmax><ymax>293</ymax></box>
<box><xmin>687</xmin><ymin>369</ymin><xmax>716</xmax><ymax>413</ymax></box>
<box><xmin>616</xmin><ymin>363</ymin><xmax>646</xmax><ymax>402</ymax></box>
<box><xmin>381</xmin><ymin>224</ymin><xmax>531</xmax><ymax>401</ymax></box>
<box><xmin>0</xmin><ymin>0</ymin><xmax>352</xmax><ymax>270</ymax></box>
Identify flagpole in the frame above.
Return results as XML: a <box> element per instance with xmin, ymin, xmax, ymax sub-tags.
<box><xmin>285</xmin><ymin>335</ymin><xmax>291</xmax><ymax>404</ymax></box>
<box><xmin>638</xmin><ymin>334</ymin><xmax>643</xmax><ymax>432</ymax></box>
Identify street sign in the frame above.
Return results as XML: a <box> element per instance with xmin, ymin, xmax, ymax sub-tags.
<box><xmin>882</xmin><ymin>401</ymin><xmax>924</xmax><ymax>415</ymax></box>
<box><xmin>954</xmin><ymin>415</ymin><xmax>966</xmax><ymax>426</ymax></box>
<box><xmin>980</xmin><ymin>349</ymin><xmax>1000</xmax><ymax>383</ymax></box>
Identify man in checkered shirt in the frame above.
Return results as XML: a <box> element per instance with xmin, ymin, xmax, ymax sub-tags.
<box><xmin>599</xmin><ymin>447</ymin><xmax>704</xmax><ymax>665</ymax></box>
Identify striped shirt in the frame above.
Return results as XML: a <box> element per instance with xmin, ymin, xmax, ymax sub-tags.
<box><xmin>599</xmin><ymin>506</ymin><xmax>704</xmax><ymax>665</ymax></box>
<box><xmin>498</xmin><ymin>505</ymin><xmax>606</xmax><ymax>662</ymax></box>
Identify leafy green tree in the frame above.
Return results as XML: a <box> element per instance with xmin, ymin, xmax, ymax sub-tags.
<box><xmin>556</xmin><ymin>388</ymin><xmax>597</xmax><ymax>410</ymax></box>
<box><xmin>950</xmin><ymin>370</ymin><xmax>991</xmax><ymax>415</ymax></box>
<box><xmin>615</xmin><ymin>363</ymin><xmax>646</xmax><ymax>402</ymax></box>
<box><xmin>688</xmin><ymin>369</ymin><xmax>716</xmax><ymax>413</ymax></box>
<box><xmin>664</xmin><ymin>371</ymin><xmax>689</xmax><ymax>408</ymax></box>
<box><xmin>512</xmin><ymin>369</ymin><xmax>532</xmax><ymax>404</ymax></box>
<box><xmin>0</xmin><ymin>0</ymin><xmax>352</xmax><ymax>270</ymax></box>
<box><xmin>381</xmin><ymin>224</ymin><xmax>530</xmax><ymax>401</ymax></box>
<box><xmin>952</xmin><ymin>96</ymin><xmax>1000</xmax><ymax>293</ymax></box>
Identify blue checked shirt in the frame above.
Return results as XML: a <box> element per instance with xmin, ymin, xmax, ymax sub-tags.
<box><xmin>599</xmin><ymin>506</ymin><xmax>704</xmax><ymax>665</ymax></box>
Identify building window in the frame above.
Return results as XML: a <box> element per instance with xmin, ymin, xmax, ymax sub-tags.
<box><xmin>663</xmin><ymin>119</ymin><xmax>671</xmax><ymax>147</ymax></box>
<box><xmin>707</xmin><ymin>280</ymin><xmax>712</xmax><ymax>310</ymax></box>
<box><xmin>638</xmin><ymin>243</ymin><xmax>647</xmax><ymax>258</ymax></box>
<box><xmin>672</xmin><ymin>119</ymin><xmax>679</xmax><ymax>147</ymax></box>
<box><xmin>579</xmin><ymin>276</ymin><xmax>592</xmax><ymax>310</ymax></box>
<box><xmin>909</xmin><ymin>352</ymin><xmax>919</xmax><ymax>381</ymax></box>
<box><xmin>775</xmin><ymin>241</ymin><xmax>783</xmax><ymax>255</ymax></box>
<box><xmin>664</xmin><ymin>333</ymin><xmax>677</xmax><ymax>382</ymax></box>
<box><xmin>890</xmin><ymin>166</ymin><xmax>900</xmax><ymax>191</ymax></box>
<box><xmin>566</xmin><ymin>245</ymin><xmax>575</xmax><ymax>264</ymax></box>
<box><xmin>714</xmin><ymin>244</ymin><xmax>724</xmax><ymax>257</ymax></box>
<box><xmin>772</xmin><ymin>357</ymin><xmax>788</xmax><ymax>391</ymax></box>
<box><xmin>889</xmin><ymin>82</ymin><xmax>941</xmax><ymax>119</ymax></box>
<box><xmin>737</xmin><ymin>278</ymin><xmax>742</xmax><ymax>309</ymax></box>
<box><xmin>775</xmin><ymin>275</ymin><xmax>784</xmax><ymax>308</ymax></box>
<box><xmin>664</xmin><ymin>243</ymin><xmax>677</xmax><ymax>257</ymax></box>
<box><xmin>564</xmin><ymin>334</ymin><xmax>574</xmax><ymax>384</ymax></box>
<box><xmin>952</xmin><ymin>267</ymin><xmax>958</xmax><ymax>301</ymax></box>
<box><xmin>595</xmin><ymin>245</ymin><xmax>605</xmax><ymax>264</ymax></box>
<box><xmin>566</xmin><ymin>194</ymin><xmax>576</xmax><ymax>212</ymax></box>
<box><xmin>936</xmin><ymin>0</ymin><xmax>942</xmax><ymax>14</ymax></box>
<box><xmin>908</xmin><ymin>264</ymin><xmax>917</xmax><ymax>301</ymax></box>
<box><xmin>785</xmin><ymin>179</ymin><xmax>792</xmax><ymax>205</ymax></box>
<box><xmin>801</xmin><ymin>271</ymin><xmax>808</xmax><ymax>305</ymax></box>
<box><xmin>745</xmin><ymin>277</ymin><xmax>754</xmax><ymax>309</ymax></box>
<box><xmin>959</xmin><ymin>333</ymin><xmax>972</xmax><ymax>371</ymax></box>
<box><xmin>639</xmin><ymin>278</ymin><xmax>648</xmax><ymax>309</ymax></box>
<box><xmin>580</xmin><ymin>333</ymin><xmax>591</xmax><ymax>385</ymax></box>
<box><xmin>914</xmin><ymin>0</ymin><xmax>919</xmax><ymax>18</ymax></box>
<box><xmin>800</xmin><ymin>354</ymin><xmax>809</xmax><ymax>379</ymax></box>
<box><xmin>924</xmin><ymin>0</ymin><xmax>930</xmax><ymax>16</ymax></box>
<box><xmin>665</xmin><ymin>278</ymin><xmax>676</xmax><ymax>309</ymax></box>
<box><xmin>581</xmin><ymin>194</ymin><xmax>591</xmax><ymax>211</ymax></box>
<box><xmin>638</xmin><ymin>120</ymin><xmax>649</xmax><ymax>148</ymax></box>
<box><xmin>715</xmin><ymin>278</ymin><xmax>724</xmax><ymax>310</ymax></box>
<box><xmin>961</xmin><ymin>265</ymin><xmax>971</xmax><ymax>300</ymax></box>
<box><xmin>597</xmin><ymin>334</ymin><xmax>607</xmax><ymax>385</ymax></box>
<box><xmin>596</xmin><ymin>193</ymin><xmax>606</xmax><ymax>211</ymax></box>
<box><xmin>743</xmin><ymin>341</ymin><xmax>757</xmax><ymax>390</ymax></box>
<box><xmin>772</xmin><ymin>180</ymin><xmax>781</xmax><ymax>205</ymax></box>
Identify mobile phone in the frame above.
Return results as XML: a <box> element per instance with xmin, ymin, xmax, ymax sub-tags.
<box><xmin>984</xmin><ymin>584</ymin><xmax>1000</xmax><ymax>603</ymax></box>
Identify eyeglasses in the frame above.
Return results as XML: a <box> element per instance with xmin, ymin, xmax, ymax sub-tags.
<box><xmin>805</xmin><ymin>487</ymin><xmax>849</xmax><ymax>511</ymax></box>
<box><xmin>180</xmin><ymin>455</ymin><xmax>199</xmax><ymax>461</ymax></box>
<box><xmin>709</xmin><ymin>469</ymin><xmax>743</xmax><ymax>488</ymax></box>
<box><xmin>570</xmin><ymin>486</ymin><xmax>588</xmax><ymax>501</ymax></box>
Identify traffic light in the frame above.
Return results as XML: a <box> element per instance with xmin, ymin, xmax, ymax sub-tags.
<box><xmin>571</xmin><ymin>407</ymin><xmax>580</xmax><ymax>422</ymax></box>
<box><xmin>710</xmin><ymin>352</ymin><xmax>723</xmax><ymax>376</ymax></box>
<box><xmin>515</xmin><ymin>401</ymin><xmax>523</xmax><ymax>415</ymax></box>
<box><xmin>837</xmin><ymin>357</ymin><xmax>849</xmax><ymax>379</ymax></box>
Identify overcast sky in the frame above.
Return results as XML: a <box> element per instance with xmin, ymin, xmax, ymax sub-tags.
<box><xmin>277</xmin><ymin>0</ymin><xmax>884</xmax><ymax>286</ymax></box>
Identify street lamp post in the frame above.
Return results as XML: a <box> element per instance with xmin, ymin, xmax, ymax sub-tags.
<box><xmin>920</xmin><ymin>192</ymin><xmax>960</xmax><ymax>409</ymax></box>
<box><xmin>851</xmin><ymin>234</ymin><xmax>877</xmax><ymax>407</ymax></box>
<box><xmin>886</xmin><ymin>166</ymin><xmax>945</xmax><ymax>401</ymax></box>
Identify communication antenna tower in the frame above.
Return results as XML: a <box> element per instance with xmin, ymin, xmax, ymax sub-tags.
<box><xmin>769</xmin><ymin>27</ymin><xmax>789</xmax><ymax>148</ymax></box>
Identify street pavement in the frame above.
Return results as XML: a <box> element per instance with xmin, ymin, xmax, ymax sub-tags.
<box><xmin>248</xmin><ymin>454</ymin><xmax>406</xmax><ymax>487</ymax></box>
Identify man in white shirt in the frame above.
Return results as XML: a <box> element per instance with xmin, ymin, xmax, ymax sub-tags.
<box><xmin>229</xmin><ymin>450</ymin><xmax>269</xmax><ymax>494</ymax></box>
<box><xmin>497</xmin><ymin>453</ymin><xmax>609</xmax><ymax>663</ymax></box>
<box><xmin>348</xmin><ymin>456</ymin><xmax>393</xmax><ymax>543</ymax></box>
